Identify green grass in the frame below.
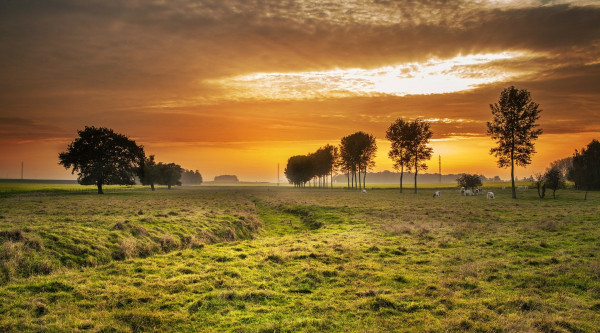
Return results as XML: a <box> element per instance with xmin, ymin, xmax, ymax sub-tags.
<box><xmin>0</xmin><ymin>185</ymin><xmax>598</xmax><ymax>332</ymax></box>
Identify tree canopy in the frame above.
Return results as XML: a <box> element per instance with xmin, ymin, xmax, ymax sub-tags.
<box><xmin>58</xmin><ymin>126</ymin><xmax>145</xmax><ymax>194</ymax></box>
<box><xmin>456</xmin><ymin>174</ymin><xmax>482</xmax><ymax>191</ymax></box>
<box><xmin>339</xmin><ymin>131</ymin><xmax>377</xmax><ymax>190</ymax></box>
<box><xmin>568</xmin><ymin>139</ymin><xmax>600</xmax><ymax>199</ymax></box>
<box><xmin>487</xmin><ymin>86</ymin><xmax>542</xmax><ymax>199</ymax></box>
<box><xmin>403</xmin><ymin>119</ymin><xmax>433</xmax><ymax>193</ymax></box>
<box><xmin>386</xmin><ymin>118</ymin><xmax>412</xmax><ymax>193</ymax></box>
<box><xmin>140</xmin><ymin>155</ymin><xmax>161</xmax><ymax>191</ymax></box>
<box><xmin>284</xmin><ymin>155</ymin><xmax>315</xmax><ymax>187</ymax></box>
<box><xmin>544</xmin><ymin>166</ymin><xmax>565</xmax><ymax>199</ymax></box>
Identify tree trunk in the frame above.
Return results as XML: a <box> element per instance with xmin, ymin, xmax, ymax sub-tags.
<box><xmin>585</xmin><ymin>190</ymin><xmax>588</xmax><ymax>200</ymax></box>
<box><xmin>363</xmin><ymin>170</ymin><xmax>366</xmax><ymax>189</ymax></box>
<box><xmin>400</xmin><ymin>166</ymin><xmax>404</xmax><ymax>194</ymax></box>
<box><xmin>414</xmin><ymin>168</ymin><xmax>418</xmax><ymax>194</ymax></box>
<box><xmin>97</xmin><ymin>182</ymin><xmax>104</xmax><ymax>194</ymax></box>
<box><xmin>168</xmin><ymin>184</ymin><xmax>172</xmax><ymax>189</ymax></box>
<box><xmin>151</xmin><ymin>183</ymin><xmax>155</xmax><ymax>191</ymax></box>
<box><xmin>511</xmin><ymin>151</ymin><xmax>516</xmax><ymax>199</ymax></box>
<box><xmin>347</xmin><ymin>171</ymin><xmax>350</xmax><ymax>189</ymax></box>
<box><xmin>414</xmin><ymin>160</ymin><xmax>418</xmax><ymax>194</ymax></box>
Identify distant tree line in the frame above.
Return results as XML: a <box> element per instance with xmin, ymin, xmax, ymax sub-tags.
<box><xmin>59</xmin><ymin>126</ymin><xmax>202</xmax><ymax>193</ymax></box>
<box><xmin>285</xmin><ymin>120</ymin><xmax>434</xmax><ymax>193</ymax></box>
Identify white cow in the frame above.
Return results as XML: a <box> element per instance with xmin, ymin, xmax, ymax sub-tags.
<box><xmin>361</xmin><ymin>189</ymin><xmax>367</xmax><ymax>194</ymax></box>
<box><xmin>487</xmin><ymin>191</ymin><xmax>495</xmax><ymax>199</ymax></box>
<box><xmin>433</xmin><ymin>191</ymin><xmax>441</xmax><ymax>197</ymax></box>
<box><xmin>474</xmin><ymin>188</ymin><xmax>481</xmax><ymax>195</ymax></box>
<box><xmin>463</xmin><ymin>189</ymin><xmax>473</xmax><ymax>196</ymax></box>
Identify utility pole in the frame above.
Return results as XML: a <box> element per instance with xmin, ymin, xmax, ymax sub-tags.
<box><xmin>21</xmin><ymin>161</ymin><xmax>23</xmax><ymax>180</ymax></box>
<box><xmin>438</xmin><ymin>155</ymin><xmax>441</xmax><ymax>184</ymax></box>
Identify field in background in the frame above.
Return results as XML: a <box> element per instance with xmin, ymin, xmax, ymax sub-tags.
<box><xmin>0</xmin><ymin>184</ymin><xmax>598</xmax><ymax>332</ymax></box>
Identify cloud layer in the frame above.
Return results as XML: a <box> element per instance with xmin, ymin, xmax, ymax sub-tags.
<box><xmin>0</xmin><ymin>0</ymin><xmax>599</xmax><ymax>179</ymax></box>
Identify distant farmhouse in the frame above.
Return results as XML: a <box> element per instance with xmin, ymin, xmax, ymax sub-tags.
<box><xmin>214</xmin><ymin>175</ymin><xmax>239</xmax><ymax>183</ymax></box>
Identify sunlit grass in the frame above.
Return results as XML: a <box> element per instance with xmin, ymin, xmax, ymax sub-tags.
<box><xmin>0</xmin><ymin>185</ymin><xmax>598</xmax><ymax>331</ymax></box>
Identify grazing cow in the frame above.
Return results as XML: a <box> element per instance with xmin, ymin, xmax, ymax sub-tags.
<box><xmin>460</xmin><ymin>187</ymin><xmax>465</xmax><ymax>195</ymax></box>
<box><xmin>463</xmin><ymin>189</ymin><xmax>473</xmax><ymax>196</ymax></box>
<box><xmin>474</xmin><ymin>188</ymin><xmax>482</xmax><ymax>195</ymax></box>
<box><xmin>433</xmin><ymin>191</ymin><xmax>441</xmax><ymax>197</ymax></box>
<box><xmin>487</xmin><ymin>192</ymin><xmax>495</xmax><ymax>199</ymax></box>
<box><xmin>517</xmin><ymin>186</ymin><xmax>524</xmax><ymax>190</ymax></box>
<box><xmin>361</xmin><ymin>189</ymin><xmax>367</xmax><ymax>194</ymax></box>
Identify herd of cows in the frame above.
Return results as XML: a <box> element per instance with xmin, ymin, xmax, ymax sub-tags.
<box><xmin>433</xmin><ymin>188</ymin><xmax>495</xmax><ymax>199</ymax></box>
<box><xmin>432</xmin><ymin>185</ymin><xmax>530</xmax><ymax>199</ymax></box>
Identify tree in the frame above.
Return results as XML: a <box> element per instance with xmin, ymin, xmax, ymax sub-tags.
<box><xmin>568</xmin><ymin>139</ymin><xmax>600</xmax><ymax>200</ymax></box>
<box><xmin>285</xmin><ymin>155</ymin><xmax>314</xmax><ymax>187</ymax></box>
<box><xmin>487</xmin><ymin>86</ymin><xmax>542</xmax><ymax>199</ymax></box>
<box><xmin>58</xmin><ymin>126</ymin><xmax>145</xmax><ymax>194</ymax></box>
<box><xmin>544</xmin><ymin>166</ymin><xmax>565</xmax><ymax>199</ymax></box>
<box><xmin>140</xmin><ymin>155</ymin><xmax>160</xmax><ymax>191</ymax></box>
<box><xmin>158</xmin><ymin>163</ymin><xmax>182</xmax><ymax>189</ymax></box>
<box><xmin>339</xmin><ymin>132</ymin><xmax>377</xmax><ymax>190</ymax></box>
<box><xmin>386</xmin><ymin>118</ymin><xmax>412</xmax><ymax>193</ymax></box>
<box><xmin>549</xmin><ymin>157</ymin><xmax>572</xmax><ymax>179</ymax></box>
<box><xmin>456</xmin><ymin>174</ymin><xmax>482</xmax><ymax>191</ymax></box>
<box><xmin>405</xmin><ymin>120</ymin><xmax>433</xmax><ymax>194</ymax></box>
<box><xmin>534</xmin><ymin>173</ymin><xmax>546</xmax><ymax>199</ymax></box>
<box><xmin>181</xmin><ymin>169</ymin><xmax>203</xmax><ymax>185</ymax></box>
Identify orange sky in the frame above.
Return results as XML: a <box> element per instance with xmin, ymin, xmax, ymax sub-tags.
<box><xmin>1</xmin><ymin>1</ymin><xmax>599</xmax><ymax>182</ymax></box>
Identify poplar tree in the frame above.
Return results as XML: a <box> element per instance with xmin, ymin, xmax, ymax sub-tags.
<box><xmin>487</xmin><ymin>86</ymin><xmax>542</xmax><ymax>199</ymax></box>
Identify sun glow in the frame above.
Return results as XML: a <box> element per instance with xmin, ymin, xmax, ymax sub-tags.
<box><xmin>209</xmin><ymin>52</ymin><xmax>532</xmax><ymax>100</ymax></box>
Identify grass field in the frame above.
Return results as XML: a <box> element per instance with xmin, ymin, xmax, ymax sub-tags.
<box><xmin>0</xmin><ymin>184</ymin><xmax>599</xmax><ymax>332</ymax></box>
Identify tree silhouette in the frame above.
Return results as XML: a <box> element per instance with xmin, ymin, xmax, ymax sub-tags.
<box><xmin>386</xmin><ymin>118</ymin><xmax>412</xmax><ymax>193</ymax></box>
<box><xmin>284</xmin><ymin>155</ymin><xmax>314</xmax><ymax>187</ymax></box>
<box><xmin>58</xmin><ymin>126</ymin><xmax>145</xmax><ymax>194</ymax></box>
<box><xmin>568</xmin><ymin>139</ymin><xmax>600</xmax><ymax>200</ymax></box>
<box><xmin>339</xmin><ymin>132</ymin><xmax>377</xmax><ymax>190</ymax></box>
<box><xmin>158</xmin><ymin>163</ymin><xmax>182</xmax><ymax>189</ymax></box>
<box><xmin>544</xmin><ymin>166</ymin><xmax>565</xmax><ymax>199</ymax></box>
<box><xmin>456</xmin><ymin>174</ymin><xmax>482</xmax><ymax>192</ymax></box>
<box><xmin>404</xmin><ymin>120</ymin><xmax>433</xmax><ymax>193</ymax></box>
<box><xmin>181</xmin><ymin>169</ymin><xmax>203</xmax><ymax>185</ymax></box>
<box><xmin>140</xmin><ymin>155</ymin><xmax>160</xmax><ymax>191</ymax></box>
<box><xmin>487</xmin><ymin>86</ymin><xmax>542</xmax><ymax>199</ymax></box>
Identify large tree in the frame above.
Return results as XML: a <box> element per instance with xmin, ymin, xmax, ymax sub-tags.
<box><xmin>568</xmin><ymin>139</ymin><xmax>600</xmax><ymax>200</ymax></box>
<box><xmin>386</xmin><ymin>118</ymin><xmax>412</xmax><ymax>193</ymax></box>
<box><xmin>59</xmin><ymin>126</ymin><xmax>145</xmax><ymax>194</ymax></box>
<box><xmin>487</xmin><ymin>86</ymin><xmax>542</xmax><ymax>199</ymax></box>
<box><xmin>405</xmin><ymin>120</ymin><xmax>433</xmax><ymax>194</ymax></box>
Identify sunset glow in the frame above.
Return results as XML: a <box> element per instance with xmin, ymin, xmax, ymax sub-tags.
<box><xmin>0</xmin><ymin>1</ymin><xmax>599</xmax><ymax>182</ymax></box>
<box><xmin>211</xmin><ymin>52</ymin><xmax>530</xmax><ymax>100</ymax></box>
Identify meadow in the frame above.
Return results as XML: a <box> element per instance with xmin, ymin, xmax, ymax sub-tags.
<box><xmin>0</xmin><ymin>184</ymin><xmax>599</xmax><ymax>332</ymax></box>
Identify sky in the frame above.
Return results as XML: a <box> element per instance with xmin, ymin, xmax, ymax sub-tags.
<box><xmin>1</xmin><ymin>0</ymin><xmax>599</xmax><ymax>182</ymax></box>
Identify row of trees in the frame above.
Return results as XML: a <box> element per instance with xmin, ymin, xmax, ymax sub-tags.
<box><xmin>285</xmin><ymin>120</ymin><xmax>435</xmax><ymax>193</ymax></box>
<box><xmin>59</xmin><ymin>126</ymin><xmax>202</xmax><ymax>194</ymax></box>
<box><xmin>285</xmin><ymin>145</ymin><xmax>338</xmax><ymax>188</ymax></box>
